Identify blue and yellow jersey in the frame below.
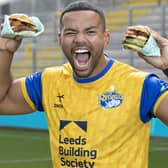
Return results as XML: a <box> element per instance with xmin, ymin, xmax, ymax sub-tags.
<box><xmin>21</xmin><ymin>58</ymin><xmax>168</xmax><ymax>168</ymax></box>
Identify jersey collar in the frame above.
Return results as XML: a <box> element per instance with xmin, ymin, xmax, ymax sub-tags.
<box><xmin>73</xmin><ymin>58</ymin><xmax>114</xmax><ymax>83</ymax></box>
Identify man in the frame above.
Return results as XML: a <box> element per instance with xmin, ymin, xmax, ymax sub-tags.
<box><xmin>0</xmin><ymin>1</ymin><xmax>168</xmax><ymax>167</ymax></box>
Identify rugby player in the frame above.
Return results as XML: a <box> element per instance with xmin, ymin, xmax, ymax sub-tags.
<box><xmin>0</xmin><ymin>1</ymin><xmax>168</xmax><ymax>167</ymax></box>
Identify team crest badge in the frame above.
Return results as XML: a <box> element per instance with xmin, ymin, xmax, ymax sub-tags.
<box><xmin>98</xmin><ymin>91</ymin><xmax>123</xmax><ymax>109</ymax></box>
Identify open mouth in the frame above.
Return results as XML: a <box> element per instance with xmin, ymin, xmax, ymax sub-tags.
<box><xmin>73</xmin><ymin>49</ymin><xmax>91</xmax><ymax>69</ymax></box>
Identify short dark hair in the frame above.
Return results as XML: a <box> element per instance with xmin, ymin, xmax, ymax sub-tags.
<box><xmin>59</xmin><ymin>1</ymin><xmax>106</xmax><ymax>31</ymax></box>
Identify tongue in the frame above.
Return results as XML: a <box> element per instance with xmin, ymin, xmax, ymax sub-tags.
<box><xmin>76</xmin><ymin>54</ymin><xmax>89</xmax><ymax>63</ymax></box>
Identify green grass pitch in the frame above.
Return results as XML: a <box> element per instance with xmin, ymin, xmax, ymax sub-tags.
<box><xmin>0</xmin><ymin>127</ymin><xmax>167</xmax><ymax>168</ymax></box>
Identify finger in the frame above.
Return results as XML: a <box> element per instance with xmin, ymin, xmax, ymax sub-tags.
<box><xmin>0</xmin><ymin>37</ymin><xmax>22</xmax><ymax>53</ymax></box>
<box><xmin>151</xmin><ymin>30</ymin><xmax>168</xmax><ymax>47</ymax></box>
<box><xmin>13</xmin><ymin>36</ymin><xmax>22</xmax><ymax>41</ymax></box>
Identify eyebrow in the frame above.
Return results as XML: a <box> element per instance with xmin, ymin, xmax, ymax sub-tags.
<box><xmin>64</xmin><ymin>26</ymin><xmax>98</xmax><ymax>32</ymax></box>
<box><xmin>64</xmin><ymin>28</ymin><xmax>76</xmax><ymax>32</ymax></box>
<box><xmin>86</xmin><ymin>26</ymin><xmax>98</xmax><ymax>30</ymax></box>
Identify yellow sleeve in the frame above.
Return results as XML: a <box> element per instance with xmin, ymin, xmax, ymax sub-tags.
<box><xmin>153</xmin><ymin>91</ymin><xmax>168</xmax><ymax>117</ymax></box>
<box><xmin>20</xmin><ymin>77</ymin><xmax>36</xmax><ymax>111</ymax></box>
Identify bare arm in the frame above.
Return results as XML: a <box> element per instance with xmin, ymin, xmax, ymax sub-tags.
<box><xmin>155</xmin><ymin>95</ymin><xmax>168</xmax><ymax>125</ymax></box>
<box><xmin>0</xmin><ymin>37</ymin><xmax>33</xmax><ymax>114</ymax></box>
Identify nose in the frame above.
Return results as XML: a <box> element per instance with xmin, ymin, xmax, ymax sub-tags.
<box><xmin>73</xmin><ymin>32</ymin><xmax>87</xmax><ymax>45</ymax></box>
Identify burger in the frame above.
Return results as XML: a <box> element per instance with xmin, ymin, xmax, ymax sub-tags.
<box><xmin>122</xmin><ymin>25</ymin><xmax>151</xmax><ymax>52</ymax></box>
<box><xmin>8</xmin><ymin>13</ymin><xmax>38</xmax><ymax>34</ymax></box>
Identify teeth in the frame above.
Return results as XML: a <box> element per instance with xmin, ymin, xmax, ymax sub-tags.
<box><xmin>75</xmin><ymin>49</ymin><xmax>89</xmax><ymax>54</ymax></box>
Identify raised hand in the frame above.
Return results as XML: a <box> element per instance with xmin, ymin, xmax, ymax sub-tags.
<box><xmin>138</xmin><ymin>30</ymin><xmax>168</xmax><ymax>70</ymax></box>
<box><xmin>0</xmin><ymin>36</ymin><xmax>22</xmax><ymax>54</ymax></box>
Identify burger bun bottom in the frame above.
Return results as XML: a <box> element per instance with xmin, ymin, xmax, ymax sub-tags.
<box><xmin>123</xmin><ymin>43</ymin><xmax>142</xmax><ymax>52</ymax></box>
<box><xmin>16</xmin><ymin>30</ymin><xmax>36</xmax><ymax>36</ymax></box>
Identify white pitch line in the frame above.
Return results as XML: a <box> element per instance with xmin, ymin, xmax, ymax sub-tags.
<box><xmin>150</xmin><ymin>146</ymin><xmax>168</xmax><ymax>152</ymax></box>
<box><xmin>0</xmin><ymin>157</ymin><xmax>51</xmax><ymax>165</ymax></box>
<box><xmin>0</xmin><ymin>134</ymin><xmax>48</xmax><ymax>141</ymax></box>
<box><xmin>0</xmin><ymin>132</ymin><xmax>51</xmax><ymax>165</ymax></box>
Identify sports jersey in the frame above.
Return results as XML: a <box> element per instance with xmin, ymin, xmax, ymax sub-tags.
<box><xmin>21</xmin><ymin>58</ymin><xmax>168</xmax><ymax>168</ymax></box>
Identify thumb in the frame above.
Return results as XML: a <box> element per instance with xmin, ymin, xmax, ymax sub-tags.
<box><xmin>151</xmin><ymin>30</ymin><xmax>168</xmax><ymax>48</ymax></box>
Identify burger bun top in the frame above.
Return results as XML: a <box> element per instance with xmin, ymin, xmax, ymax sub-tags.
<box><xmin>127</xmin><ymin>25</ymin><xmax>151</xmax><ymax>36</ymax></box>
<box><xmin>9</xmin><ymin>13</ymin><xmax>34</xmax><ymax>26</ymax></box>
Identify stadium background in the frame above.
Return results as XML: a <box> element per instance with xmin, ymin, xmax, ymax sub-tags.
<box><xmin>0</xmin><ymin>1</ymin><xmax>168</xmax><ymax>167</ymax></box>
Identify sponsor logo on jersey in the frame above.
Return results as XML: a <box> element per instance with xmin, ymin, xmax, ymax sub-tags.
<box><xmin>59</xmin><ymin>120</ymin><xmax>87</xmax><ymax>132</ymax></box>
<box><xmin>160</xmin><ymin>82</ymin><xmax>168</xmax><ymax>92</ymax></box>
<box><xmin>58</xmin><ymin>120</ymin><xmax>97</xmax><ymax>167</ymax></box>
<box><xmin>98</xmin><ymin>91</ymin><xmax>123</xmax><ymax>109</ymax></box>
<box><xmin>54</xmin><ymin>94</ymin><xmax>64</xmax><ymax>108</ymax></box>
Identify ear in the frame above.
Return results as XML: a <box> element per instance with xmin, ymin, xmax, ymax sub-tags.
<box><xmin>57</xmin><ymin>32</ymin><xmax>62</xmax><ymax>46</ymax></box>
<box><xmin>104</xmin><ymin>31</ymin><xmax>110</xmax><ymax>49</ymax></box>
